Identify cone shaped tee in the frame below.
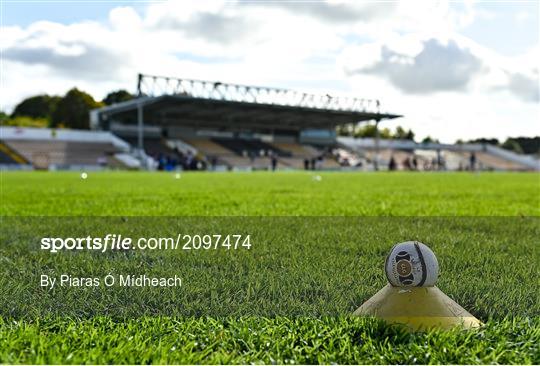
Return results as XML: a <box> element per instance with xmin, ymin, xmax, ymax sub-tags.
<box><xmin>354</xmin><ymin>284</ymin><xmax>482</xmax><ymax>331</ymax></box>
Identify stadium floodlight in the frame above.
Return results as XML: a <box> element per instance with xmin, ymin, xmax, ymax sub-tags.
<box><xmin>354</xmin><ymin>241</ymin><xmax>482</xmax><ymax>331</ymax></box>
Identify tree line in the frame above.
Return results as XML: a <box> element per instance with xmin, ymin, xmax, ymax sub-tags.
<box><xmin>0</xmin><ymin>89</ymin><xmax>133</xmax><ymax>129</ymax></box>
<box><xmin>337</xmin><ymin>123</ymin><xmax>416</xmax><ymax>141</ymax></box>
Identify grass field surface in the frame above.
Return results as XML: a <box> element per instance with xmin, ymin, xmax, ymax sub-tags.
<box><xmin>2</xmin><ymin>171</ymin><xmax>539</xmax><ymax>216</ymax></box>
<box><xmin>1</xmin><ymin>171</ymin><xmax>539</xmax><ymax>364</ymax></box>
<box><xmin>1</xmin><ymin>317</ymin><xmax>538</xmax><ymax>364</ymax></box>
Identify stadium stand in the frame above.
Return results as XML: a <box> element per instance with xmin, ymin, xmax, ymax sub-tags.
<box><xmin>0</xmin><ymin>127</ymin><xmax>131</xmax><ymax>170</ymax></box>
<box><xmin>81</xmin><ymin>74</ymin><xmax>540</xmax><ymax>171</ymax></box>
<box><xmin>5</xmin><ymin>75</ymin><xmax>530</xmax><ymax>172</ymax></box>
<box><xmin>5</xmin><ymin>140</ymin><xmax>110</xmax><ymax>168</ymax></box>
<box><xmin>339</xmin><ymin>137</ymin><xmax>539</xmax><ymax>171</ymax></box>
<box><xmin>89</xmin><ymin>74</ymin><xmax>401</xmax><ymax>171</ymax></box>
<box><xmin>3</xmin><ymin>124</ymin><xmax>536</xmax><ymax>171</ymax></box>
<box><xmin>164</xmin><ymin>135</ymin><xmax>341</xmax><ymax>170</ymax></box>
<box><xmin>211</xmin><ymin>138</ymin><xmax>289</xmax><ymax>157</ymax></box>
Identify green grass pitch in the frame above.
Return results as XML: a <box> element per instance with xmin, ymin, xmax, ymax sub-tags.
<box><xmin>1</xmin><ymin>171</ymin><xmax>539</xmax><ymax>364</ymax></box>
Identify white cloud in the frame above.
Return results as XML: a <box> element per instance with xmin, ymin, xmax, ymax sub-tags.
<box><xmin>343</xmin><ymin>32</ymin><xmax>538</xmax><ymax>103</ymax></box>
<box><xmin>0</xmin><ymin>0</ymin><xmax>538</xmax><ymax>141</ymax></box>
<box><xmin>109</xmin><ymin>6</ymin><xmax>143</xmax><ymax>31</ymax></box>
<box><xmin>344</xmin><ymin>37</ymin><xmax>484</xmax><ymax>94</ymax></box>
<box><xmin>240</xmin><ymin>1</ymin><xmax>398</xmax><ymax>25</ymax></box>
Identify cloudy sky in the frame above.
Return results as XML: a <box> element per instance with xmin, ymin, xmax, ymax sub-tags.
<box><xmin>1</xmin><ymin>0</ymin><xmax>538</xmax><ymax>142</ymax></box>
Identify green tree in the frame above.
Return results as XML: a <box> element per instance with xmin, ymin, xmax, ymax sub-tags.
<box><xmin>501</xmin><ymin>138</ymin><xmax>524</xmax><ymax>154</ymax></box>
<box><xmin>509</xmin><ymin>137</ymin><xmax>540</xmax><ymax>155</ymax></box>
<box><xmin>336</xmin><ymin>124</ymin><xmax>355</xmax><ymax>136</ymax></box>
<box><xmin>405</xmin><ymin>129</ymin><xmax>415</xmax><ymax>141</ymax></box>
<box><xmin>337</xmin><ymin>123</ymin><xmax>415</xmax><ymax>140</ymax></box>
<box><xmin>394</xmin><ymin>126</ymin><xmax>407</xmax><ymax>139</ymax></box>
<box><xmin>0</xmin><ymin>111</ymin><xmax>8</xmax><ymax>122</ymax></box>
<box><xmin>468</xmin><ymin>138</ymin><xmax>499</xmax><ymax>146</ymax></box>
<box><xmin>11</xmin><ymin>95</ymin><xmax>60</xmax><ymax>120</ymax></box>
<box><xmin>354</xmin><ymin>123</ymin><xmax>392</xmax><ymax>139</ymax></box>
<box><xmin>421</xmin><ymin>136</ymin><xmax>439</xmax><ymax>144</ymax></box>
<box><xmin>1</xmin><ymin>116</ymin><xmax>48</xmax><ymax>128</ymax></box>
<box><xmin>393</xmin><ymin>126</ymin><xmax>415</xmax><ymax>141</ymax></box>
<box><xmin>102</xmin><ymin>90</ymin><xmax>134</xmax><ymax>105</ymax></box>
<box><xmin>51</xmin><ymin>88</ymin><xmax>102</xmax><ymax>129</ymax></box>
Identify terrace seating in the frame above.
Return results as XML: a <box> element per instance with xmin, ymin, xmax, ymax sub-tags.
<box><xmin>4</xmin><ymin>139</ymin><xmax>120</xmax><ymax>168</ymax></box>
<box><xmin>184</xmin><ymin>139</ymin><xmax>232</xmax><ymax>156</ymax></box>
<box><xmin>454</xmin><ymin>151</ymin><xmax>528</xmax><ymax>171</ymax></box>
<box><xmin>271</xmin><ymin>142</ymin><xmax>319</xmax><ymax>158</ymax></box>
<box><xmin>364</xmin><ymin>149</ymin><xmax>412</xmax><ymax>166</ymax></box>
<box><xmin>443</xmin><ymin>151</ymin><xmax>469</xmax><ymax>170</ymax></box>
<box><xmin>219</xmin><ymin>155</ymin><xmax>271</xmax><ymax>169</ymax></box>
<box><xmin>278</xmin><ymin>157</ymin><xmax>306</xmax><ymax>169</ymax></box>
<box><xmin>123</xmin><ymin>137</ymin><xmax>178</xmax><ymax>158</ymax></box>
<box><xmin>212</xmin><ymin>138</ymin><xmax>290</xmax><ymax>157</ymax></box>
<box><xmin>476</xmin><ymin>152</ymin><xmax>526</xmax><ymax>170</ymax></box>
<box><xmin>321</xmin><ymin>158</ymin><xmax>342</xmax><ymax>169</ymax></box>
<box><xmin>170</xmin><ymin>136</ymin><xmax>343</xmax><ymax>170</ymax></box>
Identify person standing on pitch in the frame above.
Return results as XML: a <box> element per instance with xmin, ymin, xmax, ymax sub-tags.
<box><xmin>470</xmin><ymin>152</ymin><xmax>476</xmax><ymax>171</ymax></box>
<box><xmin>388</xmin><ymin>155</ymin><xmax>397</xmax><ymax>171</ymax></box>
<box><xmin>270</xmin><ymin>152</ymin><xmax>277</xmax><ymax>171</ymax></box>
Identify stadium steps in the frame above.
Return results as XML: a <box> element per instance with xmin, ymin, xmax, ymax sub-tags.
<box><xmin>0</xmin><ymin>141</ymin><xmax>28</xmax><ymax>164</ymax></box>
<box><xmin>123</xmin><ymin>137</ymin><xmax>178</xmax><ymax>158</ymax></box>
<box><xmin>475</xmin><ymin>152</ymin><xmax>528</xmax><ymax>171</ymax></box>
<box><xmin>485</xmin><ymin>145</ymin><xmax>539</xmax><ymax>170</ymax></box>
<box><xmin>455</xmin><ymin>151</ymin><xmax>527</xmax><ymax>171</ymax></box>
<box><xmin>278</xmin><ymin>157</ymin><xmax>305</xmax><ymax>169</ymax></box>
<box><xmin>271</xmin><ymin>142</ymin><xmax>319</xmax><ymax>158</ymax></box>
<box><xmin>182</xmin><ymin>139</ymin><xmax>232</xmax><ymax>157</ymax></box>
<box><xmin>212</xmin><ymin>138</ymin><xmax>290</xmax><ymax>157</ymax></box>
<box><xmin>4</xmin><ymin>140</ymin><xmax>121</xmax><ymax>168</ymax></box>
<box><xmin>219</xmin><ymin>155</ymin><xmax>270</xmax><ymax>169</ymax></box>
<box><xmin>112</xmin><ymin>153</ymin><xmax>141</xmax><ymax>169</ymax></box>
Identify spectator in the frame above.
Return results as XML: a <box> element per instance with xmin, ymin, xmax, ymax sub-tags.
<box><xmin>470</xmin><ymin>152</ymin><xmax>477</xmax><ymax>171</ymax></box>
<box><xmin>316</xmin><ymin>156</ymin><xmax>323</xmax><ymax>170</ymax></box>
<box><xmin>270</xmin><ymin>152</ymin><xmax>277</xmax><ymax>171</ymax></box>
<box><xmin>185</xmin><ymin>151</ymin><xmax>194</xmax><ymax>170</ymax></box>
<box><xmin>403</xmin><ymin>157</ymin><xmax>411</xmax><ymax>170</ymax></box>
<box><xmin>157</xmin><ymin>153</ymin><xmax>165</xmax><ymax>171</ymax></box>
<box><xmin>97</xmin><ymin>155</ymin><xmax>107</xmax><ymax>167</ymax></box>
<box><xmin>388</xmin><ymin>156</ymin><xmax>397</xmax><ymax>171</ymax></box>
<box><xmin>439</xmin><ymin>156</ymin><xmax>446</xmax><ymax>171</ymax></box>
<box><xmin>165</xmin><ymin>156</ymin><xmax>175</xmax><ymax>171</ymax></box>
